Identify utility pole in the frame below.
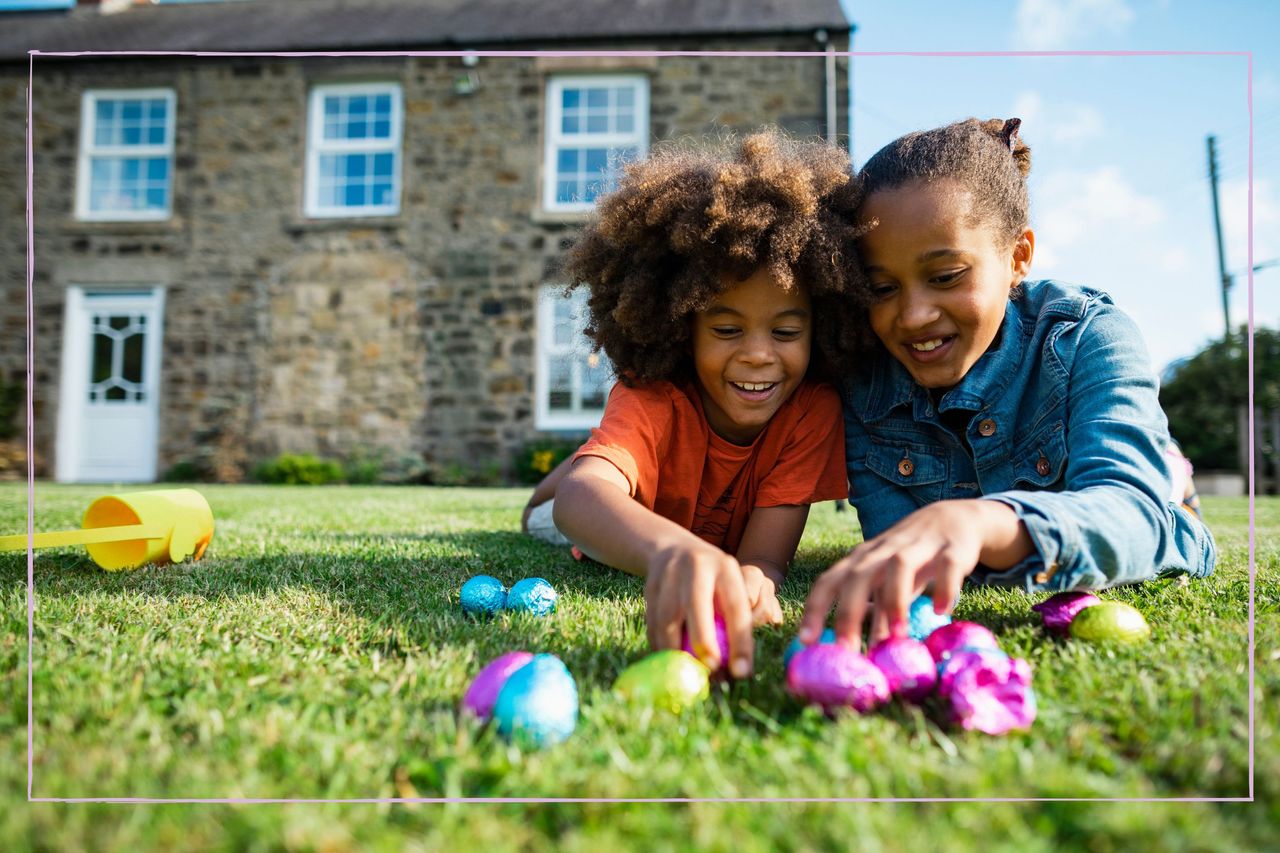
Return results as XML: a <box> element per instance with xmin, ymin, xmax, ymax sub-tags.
<box><xmin>1207</xmin><ymin>135</ymin><xmax>1234</xmax><ymax>339</ymax></box>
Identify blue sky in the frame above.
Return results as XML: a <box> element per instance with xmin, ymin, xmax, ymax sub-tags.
<box><xmin>840</xmin><ymin>0</ymin><xmax>1276</xmax><ymax>371</ymax></box>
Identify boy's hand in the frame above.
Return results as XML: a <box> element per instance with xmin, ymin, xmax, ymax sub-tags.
<box><xmin>741</xmin><ymin>565</ymin><xmax>784</xmax><ymax>627</ymax></box>
<box><xmin>644</xmin><ymin>540</ymin><xmax>754</xmax><ymax>678</ymax></box>
<box><xmin>797</xmin><ymin>500</ymin><xmax>1031</xmax><ymax>651</ymax></box>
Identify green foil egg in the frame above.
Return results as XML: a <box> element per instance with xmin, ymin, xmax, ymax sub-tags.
<box><xmin>1069</xmin><ymin>602</ymin><xmax>1151</xmax><ymax>643</ymax></box>
<box><xmin>613</xmin><ymin>650</ymin><xmax>711</xmax><ymax>713</ymax></box>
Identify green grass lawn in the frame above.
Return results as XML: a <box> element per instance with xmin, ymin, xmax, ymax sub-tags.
<box><xmin>2</xmin><ymin>484</ymin><xmax>1276</xmax><ymax>850</ymax></box>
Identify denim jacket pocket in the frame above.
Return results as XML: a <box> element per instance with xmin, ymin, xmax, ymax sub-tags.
<box><xmin>1011</xmin><ymin>421</ymin><xmax>1067</xmax><ymax>490</ymax></box>
<box><xmin>865</xmin><ymin>440</ymin><xmax>949</xmax><ymax>506</ymax></box>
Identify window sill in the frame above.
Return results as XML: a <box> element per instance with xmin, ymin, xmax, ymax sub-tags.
<box><xmin>284</xmin><ymin>215</ymin><xmax>407</xmax><ymax>233</ymax></box>
<box><xmin>529</xmin><ymin>208</ymin><xmax>593</xmax><ymax>226</ymax></box>
<box><xmin>61</xmin><ymin>218</ymin><xmax>183</xmax><ymax>235</ymax></box>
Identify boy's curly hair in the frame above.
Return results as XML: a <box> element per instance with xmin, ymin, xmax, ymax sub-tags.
<box><xmin>563</xmin><ymin>130</ymin><xmax>872</xmax><ymax>386</ymax></box>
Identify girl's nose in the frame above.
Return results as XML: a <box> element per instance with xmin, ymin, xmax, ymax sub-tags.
<box><xmin>738</xmin><ymin>332</ymin><xmax>778</xmax><ymax>365</ymax></box>
<box><xmin>898</xmin><ymin>287</ymin><xmax>940</xmax><ymax>330</ymax></box>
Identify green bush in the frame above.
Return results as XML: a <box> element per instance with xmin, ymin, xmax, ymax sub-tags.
<box><xmin>512</xmin><ymin>437</ymin><xmax>584</xmax><ymax>485</ymax></box>
<box><xmin>252</xmin><ymin>453</ymin><xmax>345</xmax><ymax>485</ymax></box>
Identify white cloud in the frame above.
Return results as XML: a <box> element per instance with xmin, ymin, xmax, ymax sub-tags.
<box><xmin>1014</xmin><ymin>0</ymin><xmax>1136</xmax><ymax>50</ymax></box>
<box><xmin>1012</xmin><ymin>91</ymin><xmax>1103</xmax><ymax>145</ymax></box>
<box><xmin>1220</xmin><ymin>177</ymin><xmax>1279</xmax><ymax>276</ymax></box>
<box><xmin>1034</xmin><ymin>166</ymin><xmax>1165</xmax><ymax>261</ymax></box>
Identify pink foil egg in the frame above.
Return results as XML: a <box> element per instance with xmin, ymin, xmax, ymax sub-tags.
<box><xmin>867</xmin><ymin>636</ymin><xmax>938</xmax><ymax>703</ymax></box>
<box><xmin>462</xmin><ymin>651</ymin><xmax>535</xmax><ymax>721</ymax></box>
<box><xmin>1032</xmin><ymin>591</ymin><xmax>1101</xmax><ymax>635</ymax></box>
<box><xmin>786</xmin><ymin>643</ymin><xmax>890</xmax><ymax>713</ymax></box>
<box><xmin>924</xmin><ymin>621</ymin><xmax>1000</xmax><ymax>663</ymax></box>
<box><xmin>937</xmin><ymin>650</ymin><xmax>1036</xmax><ymax>735</ymax></box>
<box><xmin>681</xmin><ymin>613</ymin><xmax>730</xmax><ymax>673</ymax></box>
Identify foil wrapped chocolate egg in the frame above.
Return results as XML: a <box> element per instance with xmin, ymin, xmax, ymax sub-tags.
<box><xmin>461</xmin><ymin>651</ymin><xmax>535</xmax><ymax>721</ymax></box>
<box><xmin>492</xmin><ymin>653</ymin><xmax>579</xmax><ymax>747</ymax></box>
<box><xmin>908</xmin><ymin>594</ymin><xmax>953</xmax><ymax>641</ymax></box>
<box><xmin>1069</xmin><ymin>601</ymin><xmax>1151</xmax><ymax>643</ymax></box>
<box><xmin>506</xmin><ymin>577</ymin><xmax>558</xmax><ymax>616</ymax></box>
<box><xmin>937</xmin><ymin>650</ymin><xmax>1036</xmax><ymax>735</ymax></box>
<box><xmin>786</xmin><ymin>643</ymin><xmax>890</xmax><ymax>713</ymax></box>
<box><xmin>867</xmin><ymin>636</ymin><xmax>937</xmax><ymax>703</ymax></box>
<box><xmin>613</xmin><ymin>650</ymin><xmax>711</xmax><ymax>713</ymax></box>
<box><xmin>459</xmin><ymin>574</ymin><xmax>507</xmax><ymax>615</ymax></box>
<box><xmin>681</xmin><ymin>614</ymin><xmax>730</xmax><ymax>672</ymax></box>
<box><xmin>1032</xmin><ymin>591</ymin><xmax>1101</xmax><ymax>635</ymax></box>
<box><xmin>924</xmin><ymin>621</ymin><xmax>1000</xmax><ymax>663</ymax></box>
<box><xmin>783</xmin><ymin>628</ymin><xmax>837</xmax><ymax>668</ymax></box>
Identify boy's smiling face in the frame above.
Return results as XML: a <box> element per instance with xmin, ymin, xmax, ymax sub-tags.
<box><xmin>692</xmin><ymin>267</ymin><xmax>812</xmax><ymax>445</ymax></box>
<box><xmin>859</xmin><ymin>178</ymin><xmax>1034</xmax><ymax>390</ymax></box>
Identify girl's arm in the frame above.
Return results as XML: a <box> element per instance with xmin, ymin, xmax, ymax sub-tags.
<box><xmin>553</xmin><ymin>456</ymin><xmax>756</xmax><ymax>678</ymax></box>
<box><xmin>734</xmin><ymin>504</ymin><xmax>811</xmax><ymax>626</ymax></box>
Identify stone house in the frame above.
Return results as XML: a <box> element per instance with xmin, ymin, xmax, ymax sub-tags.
<box><xmin>0</xmin><ymin>0</ymin><xmax>852</xmax><ymax>483</ymax></box>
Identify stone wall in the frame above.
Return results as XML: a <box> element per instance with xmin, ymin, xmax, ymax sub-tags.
<box><xmin>0</xmin><ymin>36</ymin><xmax>851</xmax><ymax>482</ymax></box>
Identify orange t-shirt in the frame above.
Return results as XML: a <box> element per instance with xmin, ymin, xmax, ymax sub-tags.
<box><xmin>571</xmin><ymin>378</ymin><xmax>847</xmax><ymax>555</ymax></box>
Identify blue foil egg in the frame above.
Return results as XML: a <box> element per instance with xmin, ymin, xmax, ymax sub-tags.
<box><xmin>460</xmin><ymin>575</ymin><xmax>507</xmax><ymax>615</ymax></box>
<box><xmin>784</xmin><ymin>628</ymin><xmax>837</xmax><ymax>668</ymax></box>
<box><xmin>493</xmin><ymin>653</ymin><xmax>579</xmax><ymax>747</ymax></box>
<box><xmin>908</xmin><ymin>594</ymin><xmax>953</xmax><ymax>642</ymax></box>
<box><xmin>506</xmin><ymin>577</ymin><xmax>558</xmax><ymax>616</ymax></box>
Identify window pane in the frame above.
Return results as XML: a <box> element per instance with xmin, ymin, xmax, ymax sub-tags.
<box><xmin>345</xmin><ymin>183</ymin><xmax>366</xmax><ymax>206</ymax></box>
<box><xmin>548</xmin><ymin>356</ymin><xmax>573</xmax><ymax>410</ymax></box>
<box><xmin>586</xmin><ymin>113</ymin><xmax>608</xmax><ymax>133</ymax></box>
<box><xmin>122</xmin><ymin>123</ymin><xmax>142</xmax><ymax>145</ymax></box>
<box><xmin>586</xmin><ymin>88</ymin><xmax>608</xmax><ymax>108</ymax></box>
<box><xmin>562</xmin><ymin>89</ymin><xmax>580</xmax><ymax>109</ymax></box>
<box><xmin>372</xmin><ymin>152</ymin><xmax>393</xmax><ymax>178</ymax></box>
<box><xmin>347</xmin><ymin>154</ymin><xmax>366</xmax><ymax>179</ymax></box>
<box><xmin>616</xmin><ymin>114</ymin><xmax>634</xmax><ymax>133</ymax></box>
<box><xmin>121</xmin><ymin>159</ymin><xmax>141</xmax><ymax>181</ymax></box>
<box><xmin>145</xmin><ymin>188</ymin><xmax>166</xmax><ymax>210</ymax></box>
<box><xmin>584</xmin><ymin>148</ymin><xmax>608</xmax><ymax>174</ymax></box>
<box><xmin>372</xmin><ymin>183</ymin><xmax>394</xmax><ymax>206</ymax></box>
<box><xmin>148</xmin><ymin>99</ymin><xmax>166</xmax><ymax>120</ymax></box>
<box><xmin>616</xmin><ymin>87</ymin><xmax>634</xmax><ymax>108</ymax></box>
<box><xmin>374</xmin><ymin>94</ymin><xmax>391</xmax><ymax>117</ymax></box>
<box><xmin>105</xmin><ymin>385</ymin><xmax>127</xmax><ymax>402</ymax></box>
<box><xmin>319</xmin><ymin>154</ymin><xmax>338</xmax><ymax>179</ymax></box>
<box><xmin>147</xmin><ymin>158</ymin><xmax>168</xmax><ymax>181</ymax></box>
<box><xmin>325</xmin><ymin>96</ymin><xmax>340</xmax><ymax>117</ymax></box>
<box><xmin>557</xmin><ymin>148</ymin><xmax>578</xmax><ymax>173</ymax></box>
<box><xmin>373</xmin><ymin>119</ymin><xmax>391</xmax><ymax>138</ymax></box>
<box><xmin>91</xmin><ymin>333</ymin><xmax>114</xmax><ymax>383</ymax></box>
<box><xmin>122</xmin><ymin>331</ymin><xmax>144</xmax><ymax>384</ymax></box>
<box><xmin>556</xmin><ymin>180</ymin><xmax>579</xmax><ymax>204</ymax></box>
<box><xmin>562</xmin><ymin>115</ymin><xmax>580</xmax><ymax>134</ymax></box>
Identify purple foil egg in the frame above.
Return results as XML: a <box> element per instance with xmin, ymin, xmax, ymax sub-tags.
<box><xmin>937</xmin><ymin>651</ymin><xmax>1036</xmax><ymax>735</ymax></box>
<box><xmin>786</xmin><ymin>643</ymin><xmax>890</xmax><ymax>713</ymax></box>
<box><xmin>924</xmin><ymin>621</ymin><xmax>1000</xmax><ymax>663</ymax></box>
<box><xmin>867</xmin><ymin>636</ymin><xmax>938</xmax><ymax>703</ymax></box>
<box><xmin>681</xmin><ymin>613</ymin><xmax>730</xmax><ymax>673</ymax></box>
<box><xmin>461</xmin><ymin>651</ymin><xmax>535</xmax><ymax>721</ymax></box>
<box><xmin>1032</xmin><ymin>591</ymin><xmax>1101</xmax><ymax>635</ymax></box>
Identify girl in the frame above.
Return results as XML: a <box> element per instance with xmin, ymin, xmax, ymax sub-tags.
<box><xmin>798</xmin><ymin>118</ymin><xmax>1217</xmax><ymax>649</ymax></box>
<box><xmin>526</xmin><ymin>131</ymin><xmax>871</xmax><ymax>678</ymax></box>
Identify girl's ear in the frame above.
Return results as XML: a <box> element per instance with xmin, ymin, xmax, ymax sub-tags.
<box><xmin>1011</xmin><ymin>228</ymin><xmax>1035</xmax><ymax>284</ymax></box>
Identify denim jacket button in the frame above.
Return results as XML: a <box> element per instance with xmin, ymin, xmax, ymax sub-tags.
<box><xmin>978</xmin><ymin>418</ymin><xmax>997</xmax><ymax>437</ymax></box>
<box><xmin>897</xmin><ymin>458</ymin><xmax>915</xmax><ymax>476</ymax></box>
<box><xmin>1036</xmin><ymin>454</ymin><xmax>1051</xmax><ymax>476</ymax></box>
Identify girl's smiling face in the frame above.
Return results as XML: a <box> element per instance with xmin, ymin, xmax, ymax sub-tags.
<box><xmin>859</xmin><ymin>178</ymin><xmax>1035</xmax><ymax>390</ymax></box>
<box><xmin>692</xmin><ymin>266</ymin><xmax>812</xmax><ymax>445</ymax></box>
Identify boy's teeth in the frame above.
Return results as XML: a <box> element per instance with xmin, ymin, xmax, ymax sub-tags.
<box><xmin>911</xmin><ymin>338</ymin><xmax>945</xmax><ymax>352</ymax></box>
<box><xmin>734</xmin><ymin>382</ymin><xmax>775</xmax><ymax>391</ymax></box>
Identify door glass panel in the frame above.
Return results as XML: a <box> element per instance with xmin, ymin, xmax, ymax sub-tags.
<box><xmin>122</xmin><ymin>332</ymin><xmax>144</xmax><ymax>384</ymax></box>
<box><xmin>91</xmin><ymin>332</ymin><xmax>114</xmax><ymax>384</ymax></box>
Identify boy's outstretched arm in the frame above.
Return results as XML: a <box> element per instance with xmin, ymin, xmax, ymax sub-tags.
<box><xmin>735</xmin><ymin>504</ymin><xmax>811</xmax><ymax>626</ymax></box>
<box><xmin>521</xmin><ymin>454</ymin><xmax>577</xmax><ymax>532</ymax></box>
<box><xmin>554</xmin><ymin>456</ymin><xmax>755</xmax><ymax>678</ymax></box>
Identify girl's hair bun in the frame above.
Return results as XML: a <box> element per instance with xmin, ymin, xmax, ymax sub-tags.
<box><xmin>980</xmin><ymin>117</ymin><xmax>1032</xmax><ymax>178</ymax></box>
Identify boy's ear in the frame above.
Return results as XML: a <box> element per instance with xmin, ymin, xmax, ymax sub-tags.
<box><xmin>1011</xmin><ymin>228</ymin><xmax>1035</xmax><ymax>283</ymax></box>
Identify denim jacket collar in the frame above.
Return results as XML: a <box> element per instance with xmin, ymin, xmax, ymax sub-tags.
<box><xmin>854</xmin><ymin>297</ymin><xmax>1027</xmax><ymax>423</ymax></box>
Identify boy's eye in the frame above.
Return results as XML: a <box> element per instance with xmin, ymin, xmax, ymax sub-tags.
<box><xmin>710</xmin><ymin>326</ymin><xmax>740</xmax><ymax>336</ymax></box>
<box><xmin>773</xmin><ymin>328</ymin><xmax>803</xmax><ymax>340</ymax></box>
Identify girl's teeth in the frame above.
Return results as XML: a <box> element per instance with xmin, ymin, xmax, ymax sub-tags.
<box><xmin>911</xmin><ymin>338</ymin><xmax>945</xmax><ymax>352</ymax></box>
<box><xmin>735</xmin><ymin>382</ymin><xmax>775</xmax><ymax>391</ymax></box>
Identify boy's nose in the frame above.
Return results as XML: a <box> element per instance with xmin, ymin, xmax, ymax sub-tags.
<box><xmin>738</xmin><ymin>333</ymin><xmax>778</xmax><ymax>365</ymax></box>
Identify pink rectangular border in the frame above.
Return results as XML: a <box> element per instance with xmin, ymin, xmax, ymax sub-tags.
<box><xmin>23</xmin><ymin>48</ymin><xmax>1256</xmax><ymax>805</ymax></box>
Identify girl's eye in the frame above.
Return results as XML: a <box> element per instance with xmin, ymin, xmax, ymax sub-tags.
<box><xmin>773</xmin><ymin>328</ymin><xmax>803</xmax><ymax>340</ymax></box>
<box><xmin>870</xmin><ymin>282</ymin><xmax>897</xmax><ymax>300</ymax></box>
<box><xmin>710</xmin><ymin>327</ymin><xmax>740</xmax><ymax>337</ymax></box>
<box><xmin>930</xmin><ymin>269</ymin><xmax>965</xmax><ymax>285</ymax></box>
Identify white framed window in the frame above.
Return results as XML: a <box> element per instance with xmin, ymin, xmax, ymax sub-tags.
<box><xmin>542</xmin><ymin>74</ymin><xmax>648</xmax><ymax>213</ymax></box>
<box><xmin>75</xmin><ymin>89</ymin><xmax>176</xmax><ymax>221</ymax></box>
<box><xmin>535</xmin><ymin>285</ymin><xmax>614</xmax><ymax>430</ymax></box>
<box><xmin>305</xmin><ymin>82</ymin><xmax>403</xmax><ymax>218</ymax></box>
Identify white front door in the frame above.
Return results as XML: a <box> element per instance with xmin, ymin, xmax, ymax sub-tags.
<box><xmin>56</xmin><ymin>287</ymin><xmax>166</xmax><ymax>483</ymax></box>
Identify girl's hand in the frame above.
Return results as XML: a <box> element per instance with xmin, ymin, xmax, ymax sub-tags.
<box><xmin>741</xmin><ymin>565</ymin><xmax>784</xmax><ymax>627</ymax></box>
<box><xmin>644</xmin><ymin>540</ymin><xmax>755</xmax><ymax>678</ymax></box>
<box><xmin>798</xmin><ymin>500</ymin><xmax>1031</xmax><ymax>651</ymax></box>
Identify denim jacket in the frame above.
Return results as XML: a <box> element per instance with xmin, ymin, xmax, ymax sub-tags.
<box><xmin>841</xmin><ymin>279</ymin><xmax>1216</xmax><ymax>592</ymax></box>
